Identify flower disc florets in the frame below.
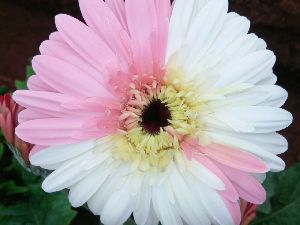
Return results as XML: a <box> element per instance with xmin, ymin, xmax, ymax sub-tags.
<box><xmin>115</xmin><ymin>77</ymin><xmax>204</xmax><ymax>170</ymax></box>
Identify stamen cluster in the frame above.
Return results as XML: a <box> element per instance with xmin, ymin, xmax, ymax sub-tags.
<box><xmin>115</xmin><ymin>79</ymin><xmax>203</xmax><ymax>170</ymax></box>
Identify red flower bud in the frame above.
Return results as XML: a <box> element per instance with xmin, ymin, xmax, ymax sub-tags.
<box><xmin>0</xmin><ymin>94</ymin><xmax>33</xmax><ymax>164</ymax></box>
<box><xmin>240</xmin><ymin>199</ymin><xmax>258</xmax><ymax>225</ymax></box>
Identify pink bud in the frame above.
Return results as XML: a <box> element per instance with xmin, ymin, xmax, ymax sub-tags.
<box><xmin>0</xmin><ymin>94</ymin><xmax>33</xmax><ymax>164</ymax></box>
<box><xmin>240</xmin><ymin>199</ymin><xmax>258</xmax><ymax>225</ymax></box>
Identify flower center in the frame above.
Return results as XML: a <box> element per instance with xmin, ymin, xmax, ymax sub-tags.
<box><xmin>112</xmin><ymin>77</ymin><xmax>206</xmax><ymax>171</ymax></box>
<box><xmin>141</xmin><ymin>99</ymin><xmax>171</xmax><ymax>135</ymax></box>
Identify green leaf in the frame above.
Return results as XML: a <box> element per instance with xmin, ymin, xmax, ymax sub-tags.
<box><xmin>0</xmin><ymin>180</ymin><xmax>29</xmax><ymax>195</ymax></box>
<box><xmin>26</xmin><ymin>65</ymin><xmax>35</xmax><ymax>78</ymax></box>
<box><xmin>15</xmin><ymin>64</ymin><xmax>35</xmax><ymax>90</ymax></box>
<box><xmin>11</xmin><ymin>158</ymin><xmax>44</xmax><ymax>186</ymax></box>
<box><xmin>256</xmin><ymin>172</ymin><xmax>278</xmax><ymax>214</ymax></box>
<box><xmin>0</xmin><ymin>203</ymin><xmax>28</xmax><ymax>217</ymax></box>
<box><xmin>251</xmin><ymin>164</ymin><xmax>300</xmax><ymax>225</ymax></box>
<box><xmin>0</xmin><ymin>186</ymin><xmax>77</xmax><ymax>225</ymax></box>
<box><xmin>0</xmin><ymin>159</ymin><xmax>77</xmax><ymax>225</ymax></box>
<box><xmin>124</xmin><ymin>219</ymin><xmax>136</xmax><ymax>225</ymax></box>
<box><xmin>29</xmin><ymin>184</ymin><xmax>77</xmax><ymax>225</ymax></box>
<box><xmin>0</xmin><ymin>86</ymin><xmax>9</xmax><ymax>95</ymax></box>
<box><xmin>7</xmin><ymin>144</ymin><xmax>28</xmax><ymax>170</ymax></box>
<box><xmin>0</xmin><ymin>142</ymin><xmax>4</xmax><ymax>159</ymax></box>
<box><xmin>15</xmin><ymin>80</ymin><xmax>28</xmax><ymax>90</ymax></box>
<box><xmin>0</xmin><ymin>129</ymin><xmax>4</xmax><ymax>141</ymax></box>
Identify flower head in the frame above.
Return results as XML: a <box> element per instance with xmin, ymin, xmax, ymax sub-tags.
<box><xmin>13</xmin><ymin>0</ymin><xmax>292</xmax><ymax>224</ymax></box>
<box><xmin>0</xmin><ymin>94</ymin><xmax>32</xmax><ymax>164</ymax></box>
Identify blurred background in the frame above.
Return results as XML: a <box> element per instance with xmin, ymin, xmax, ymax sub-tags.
<box><xmin>0</xmin><ymin>0</ymin><xmax>299</xmax><ymax>225</ymax></box>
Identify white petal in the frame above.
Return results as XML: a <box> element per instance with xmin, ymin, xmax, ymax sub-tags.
<box><xmin>88</xmin><ymin>163</ymin><xmax>128</xmax><ymax>215</ymax></box>
<box><xmin>219</xmin><ymin>34</ymin><xmax>259</xmax><ymax>64</ymax></box>
<box><xmin>170</xmin><ymin>167</ymin><xmax>211</xmax><ymax>225</ymax></box>
<box><xmin>215</xmin><ymin>85</ymin><xmax>288</xmax><ymax>108</ymax></box>
<box><xmin>40</xmin><ymin>162</ymin><xmax>65</xmax><ymax>170</ymax></box>
<box><xmin>152</xmin><ymin>185</ymin><xmax>183</xmax><ymax>225</ymax></box>
<box><xmin>78</xmin><ymin>149</ymin><xmax>111</xmax><ymax>170</ymax></box>
<box><xmin>237</xmin><ymin>132</ymin><xmax>288</xmax><ymax>154</ymax></box>
<box><xmin>184</xmin><ymin>0</ymin><xmax>228</xmax><ymax>71</ymax></box>
<box><xmin>144</xmin><ymin>205</ymin><xmax>159</xmax><ymax>225</ymax></box>
<box><xmin>129</xmin><ymin>172</ymin><xmax>144</xmax><ymax>197</ymax></box>
<box><xmin>167</xmin><ymin>0</ymin><xmax>197</xmax><ymax>60</ymax></box>
<box><xmin>208</xmin><ymin>12</ymin><xmax>250</xmax><ymax>55</ymax></box>
<box><xmin>204</xmin><ymin>114</ymin><xmax>255</xmax><ymax>133</ymax></box>
<box><xmin>210</xmin><ymin>106</ymin><xmax>292</xmax><ymax>133</ymax></box>
<box><xmin>188</xmin><ymin>160</ymin><xmax>225</xmax><ymax>190</ymax></box>
<box><xmin>214</xmin><ymin>50</ymin><xmax>276</xmax><ymax>88</ymax></box>
<box><xmin>133</xmin><ymin>177</ymin><xmax>151</xmax><ymax>225</ymax></box>
<box><xmin>30</xmin><ymin>140</ymin><xmax>95</xmax><ymax>166</ymax></box>
<box><xmin>259</xmin><ymin>72</ymin><xmax>277</xmax><ymax>85</ymax></box>
<box><xmin>42</xmin><ymin>154</ymin><xmax>93</xmax><ymax>192</ymax></box>
<box><xmin>209</xmin><ymin>131</ymin><xmax>288</xmax><ymax>155</ymax></box>
<box><xmin>209</xmin><ymin>131</ymin><xmax>286</xmax><ymax>172</ymax></box>
<box><xmin>68</xmin><ymin>165</ymin><xmax>110</xmax><ymax>207</ymax></box>
<box><xmin>252</xmin><ymin>173</ymin><xmax>267</xmax><ymax>183</ymax></box>
<box><xmin>190</xmin><ymin>179</ymin><xmax>234</xmax><ymax>225</ymax></box>
<box><xmin>100</xmin><ymin>183</ymin><xmax>133</xmax><ymax>225</ymax></box>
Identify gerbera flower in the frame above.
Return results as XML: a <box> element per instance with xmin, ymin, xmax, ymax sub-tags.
<box><xmin>13</xmin><ymin>0</ymin><xmax>292</xmax><ymax>224</ymax></box>
<box><xmin>0</xmin><ymin>94</ymin><xmax>32</xmax><ymax>164</ymax></box>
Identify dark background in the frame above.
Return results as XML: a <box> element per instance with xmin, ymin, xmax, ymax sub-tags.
<box><xmin>0</xmin><ymin>1</ymin><xmax>299</xmax><ymax>223</ymax></box>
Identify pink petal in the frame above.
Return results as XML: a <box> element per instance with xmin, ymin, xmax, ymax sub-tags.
<box><xmin>71</xmin><ymin>130</ymin><xmax>115</xmax><ymax>140</ymax></box>
<box><xmin>105</xmin><ymin>0</ymin><xmax>128</xmax><ymax>30</ymax></box>
<box><xmin>62</xmin><ymin>97</ymin><xmax>121</xmax><ymax>112</ymax></box>
<box><xmin>217</xmin><ymin>163</ymin><xmax>266</xmax><ymax>204</ymax></box>
<box><xmin>32</xmin><ymin>55</ymin><xmax>113</xmax><ymax>98</ymax></box>
<box><xmin>18</xmin><ymin>109</ymin><xmax>49</xmax><ymax>123</ymax></box>
<box><xmin>13</xmin><ymin>90</ymin><xmax>87</xmax><ymax>117</ymax></box>
<box><xmin>16</xmin><ymin>116</ymin><xmax>117</xmax><ymax>146</ymax></box>
<box><xmin>221</xmin><ymin>193</ymin><xmax>241</xmax><ymax>225</ymax></box>
<box><xmin>193</xmin><ymin>154</ymin><xmax>239</xmax><ymax>202</ymax></box>
<box><xmin>181</xmin><ymin>141</ymin><xmax>239</xmax><ymax>201</ymax></box>
<box><xmin>30</xmin><ymin>145</ymin><xmax>47</xmax><ymax>155</ymax></box>
<box><xmin>27</xmin><ymin>75</ymin><xmax>57</xmax><ymax>92</ymax></box>
<box><xmin>55</xmin><ymin>14</ymin><xmax>118</xmax><ymax>73</ymax></box>
<box><xmin>16</xmin><ymin>118</ymin><xmax>84</xmax><ymax>144</ymax></box>
<box><xmin>125</xmin><ymin>0</ymin><xmax>157</xmax><ymax>45</ymax></box>
<box><xmin>39</xmin><ymin>40</ymin><xmax>109</xmax><ymax>85</ymax></box>
<box><xmin>49</xmin><ymin>31</ymin><xmax>64</xmax><ymax>42</ymax></box>
<box><xmin>180</xmin><ymin>142</ymin><xmax>194</xmax><ymax>160</ymax></box>
<box><xmin>15</xmin><ymin>118</ymin><xmax>97</xmax><ymax>146</ymax></box>
<box><xmin>79</xmin><ymin>0</ymin><xmax>131</xmax><ymax>70</ymax></box>
<box><xmin>154</xmin><ymin>0</ymin><xmax>171</xmax><ymax>68</ymax></box>
<box><xmin>200</xmin><ymin>144</ymin><xmax>269</xmax><ymax>173</ymax></box>
<box><xmin>125</xmin><ymin>0</ymin><xmax>169</xmax><ymax>76</ymax></box>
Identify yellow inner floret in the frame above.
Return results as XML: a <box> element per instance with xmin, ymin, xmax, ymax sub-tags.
<box><xmin>113</xmin><ymin>75</ymin><xmax>205</xmax><ymax>171</ymax></box>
